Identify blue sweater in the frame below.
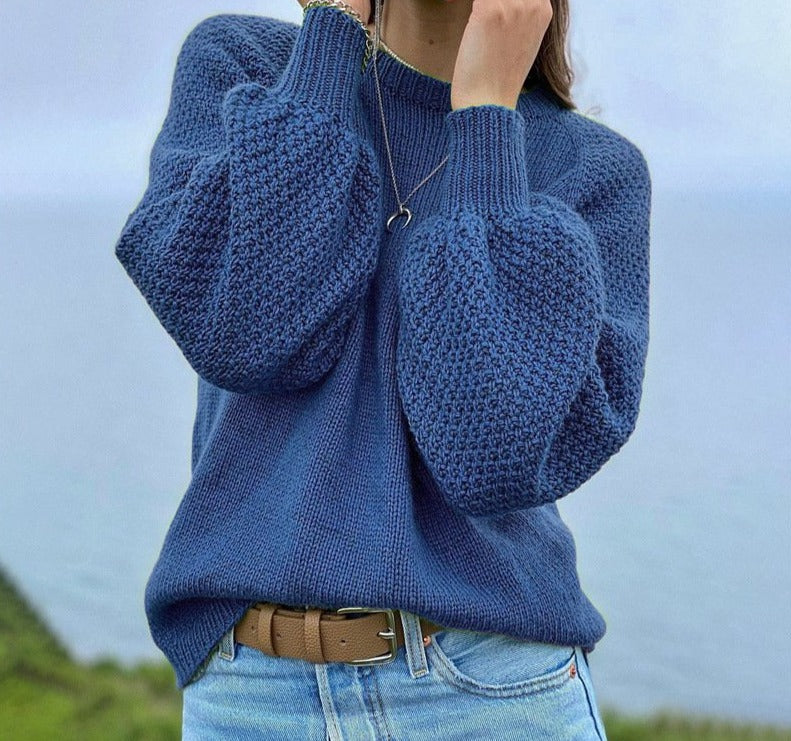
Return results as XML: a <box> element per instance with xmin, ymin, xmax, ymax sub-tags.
<box><xmin>114</xmin><ymin>6</ymin><xmax>651</xmax><ymax>690</ymax></box>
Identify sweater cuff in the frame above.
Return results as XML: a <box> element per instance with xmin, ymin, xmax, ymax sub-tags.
<box><xmin>269</xmin><ymin>6</ymin><xmax>369</xmax><ymax>128</ymax></box>
<box><xmin>439</xmin><ymin>104</ymin><xmax>531</xmax><ymax>216</ymax></box>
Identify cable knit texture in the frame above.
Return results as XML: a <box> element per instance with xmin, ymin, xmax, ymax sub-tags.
<box><xmin>114</xmin><ymin>5</ymin><xmax>651</xmax><ymax>689</ymax></box>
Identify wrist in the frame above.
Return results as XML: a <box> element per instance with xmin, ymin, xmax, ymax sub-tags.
<box><xmin>267</xmin><ymin>5</ymin><xmax>369</xmax><ymax>131</ymax></box>
<box><xmin>439</xmin><ymin>104</ymin><xmax>530</xmax><ymax>216</ymax></box>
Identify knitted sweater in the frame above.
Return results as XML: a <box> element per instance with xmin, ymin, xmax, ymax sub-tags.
<box><xmin>114</xmin><ymin>6</ymin><xmax>651</xmax><ymax>690</ymax></box>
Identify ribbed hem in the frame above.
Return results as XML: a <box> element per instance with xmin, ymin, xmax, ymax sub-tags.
<box><xmin>439</xmin><ymin>104</ymin><xmax>531</xmax><ymax>215</ymax></box>
<box><xmin>269</xmin><ymin>6</ymin><xmax>369</xmax><ymax>128</ymax></box>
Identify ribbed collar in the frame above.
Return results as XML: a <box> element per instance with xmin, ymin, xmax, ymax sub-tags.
<box><xmin>360</xmin><ymin>44</ymin><xmax>558</xmax><ymax>118</ymax></box>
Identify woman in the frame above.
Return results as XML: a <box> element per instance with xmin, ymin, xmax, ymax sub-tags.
<box><xmin>114</xmin><ymin>0</ymin><xmax>650</xmax><ymax>737</ymax></box>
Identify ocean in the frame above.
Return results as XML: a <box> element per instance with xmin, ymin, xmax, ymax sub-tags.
<box><xmin>1</xmin><ymin>185</ymin><xmax>789</xmax><ymax>725</ymax></box>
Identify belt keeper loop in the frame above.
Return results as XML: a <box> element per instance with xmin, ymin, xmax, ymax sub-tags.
<box><xmin>256</xmin><ymin>602</ymin><xmax>278</xmax><ymax>656</ymax></box>
<box><xmin>304</xmin><ymin>607</ymin><xmax>326</xmax><ymax>663</ymax></box>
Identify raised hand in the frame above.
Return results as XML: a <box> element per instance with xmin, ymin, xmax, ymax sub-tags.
<box><xmin>451</xmin><ymin>0</ymin><xmax>552</xmax><ymax>111</ymax></box>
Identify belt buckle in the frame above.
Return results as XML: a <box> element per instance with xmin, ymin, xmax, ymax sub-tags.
<box><xmin>334</xmin><ymin>606</ymin><xmax>398</xmax><ymax>666</ymax></box>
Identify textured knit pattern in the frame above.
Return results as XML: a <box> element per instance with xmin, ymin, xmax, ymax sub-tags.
<box><xmin>114</xmin><ymin>6</ymin><xmax>652</xmax><ymax>689</ymax></box>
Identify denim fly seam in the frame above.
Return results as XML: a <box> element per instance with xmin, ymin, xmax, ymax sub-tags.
<box><xmin>314</xmin><ymin>610</ymin><xmax>430</xmax><ymax>741</ymax></box>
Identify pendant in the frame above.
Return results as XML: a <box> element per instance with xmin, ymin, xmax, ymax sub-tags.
<box><xmin>386</xmin><ymin>205</ymin><xmax>413</xmax><ymax>232</ymax></box>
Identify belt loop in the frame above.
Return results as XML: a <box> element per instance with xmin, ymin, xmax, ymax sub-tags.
<box><xmin>218</xmin><ymin>624</ymin><xmax>236</xmax><ymax>661</ymax></box>
<box><xmin>399</xmin><ymin>611</ymin><xmax>429</xmax><ymax>678</ymax></box>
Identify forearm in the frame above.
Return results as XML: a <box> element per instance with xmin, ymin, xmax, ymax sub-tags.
<box><xmin>115</xmin><ymin>8</ymin><xmax>381</xmax><ymax>395</ymax></box>
<box><xmin>396</xmin><ymin>105</ymin><xmax>651</xmax><ymax>516</ymax></box>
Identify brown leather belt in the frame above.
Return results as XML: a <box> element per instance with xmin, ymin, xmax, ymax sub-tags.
<box><xmin>234</xmin><ymin>602</ymin><xmax>445</xmax><ymax>666</ymax></box>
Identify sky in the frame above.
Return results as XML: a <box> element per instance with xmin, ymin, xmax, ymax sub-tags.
<box><xmin>1</xmin><ymin>1</ymin><xmax>790</xmax><ymax>198</ymax></box>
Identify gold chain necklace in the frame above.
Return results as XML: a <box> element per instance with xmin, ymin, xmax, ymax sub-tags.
<box><xmin>375</xmin><ymin>38</ymin><xmax>424</xmax><ymax>77</ymax></box>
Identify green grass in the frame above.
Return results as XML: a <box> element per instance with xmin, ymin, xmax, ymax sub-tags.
<box><xmin>600</xmin><ymin>709</ymin><xmax>791</xmax><ymax>741</ymax></box>
<box><xmin>0</xmin><ymin>563</ymin><xmax>180</xmax><ymax>739</ymax></box>
<box><xmin>1</xmin><ymin>562</ymin><xmax>788</xmax><ymax>740</ymax></box>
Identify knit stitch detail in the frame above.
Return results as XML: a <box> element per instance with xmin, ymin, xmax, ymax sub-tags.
<box><xmin>115</xmin><ymin>13</ymin><xmax>383</xmax><ymax>394</ymax></box>
<box><xmin>114</xmin><ymin>10</ymin><xmax>651</xmax><ymax>690</ymax></box>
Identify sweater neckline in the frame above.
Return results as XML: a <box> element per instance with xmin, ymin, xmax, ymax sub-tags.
<box><xmin>361</xmin><ymin>42</ymin><xmax>555</xmax><ymax>116</ymax></box>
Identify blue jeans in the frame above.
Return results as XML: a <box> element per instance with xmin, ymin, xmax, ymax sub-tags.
<box><xmin>182</xmin><ymin>609</ymin><xmax>607</xmax><ymax>739</ymax></box>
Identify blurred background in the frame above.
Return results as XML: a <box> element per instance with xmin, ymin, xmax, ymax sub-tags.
<box><xmin>1</xmin><ymin>0</ymin><xmax>790</xmax><ymax>733</ymax></box>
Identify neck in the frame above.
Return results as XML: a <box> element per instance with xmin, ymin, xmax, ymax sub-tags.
<box><xmin>366</xmin><ymin>0</ymin><xmax>474</xmax><ymax>84</ymax></box>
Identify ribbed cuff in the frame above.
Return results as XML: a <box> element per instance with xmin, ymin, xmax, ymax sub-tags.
<box><xmin>269</xmin><ymin>6</ymin><xmax>369</xmax><ymax>128</ymax></box>
<box><xmin>439</xmin><ymin>104</ymin><xmax>531</xmax><ymax>216</ymax></box>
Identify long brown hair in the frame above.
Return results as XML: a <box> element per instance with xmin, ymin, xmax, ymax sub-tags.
<box><xmin>367</xmin><ymin>0</ymin><xmax>577</xmax><ymax>111</ymax></box>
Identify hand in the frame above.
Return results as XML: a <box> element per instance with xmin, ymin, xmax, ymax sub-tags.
<box><xmin>296</xmin><ymin>0</ymin><xmax>371</xmax><ymax>25</ymax></box>
<box><xmin>451</xmin><ymin>0</ymin><xmax>552</xmax><ymax>111</ymax></box>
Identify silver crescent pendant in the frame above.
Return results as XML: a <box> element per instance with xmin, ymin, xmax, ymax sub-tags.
<box><xmin>386</xmin><ymin>205</ymin><xmax>413</xmax><ymax>232</ymax></box>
